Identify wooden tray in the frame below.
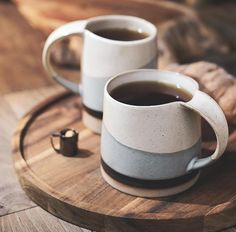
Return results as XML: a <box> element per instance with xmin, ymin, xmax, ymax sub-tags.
<box><xmin>13</xmin><ymin>91</ymin><xmax>236</xmax><ymax>232</ymax></box>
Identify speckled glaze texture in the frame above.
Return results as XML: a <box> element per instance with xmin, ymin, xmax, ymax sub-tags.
<box><xmin>102</xmin><ymin>69</ymin><xmax>228</xmax><ymax>182</ymax></box>
<box><xmin>101</xmin><ymin>124</ymin><xmax>201</xmax><ymax>180</ymax></box>
<box><xmin>42</xmin><ymin>15</ymin><xmax>158</xmax><ymax>133</ymax></box>
<box><xmin>103</xmin><ymin>70</ymin><xmax>201</xmax><ymax>153</ymax></box>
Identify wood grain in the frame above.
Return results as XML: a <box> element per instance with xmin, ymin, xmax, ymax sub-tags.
<box><xmin>0</xmin><ymin>86</ymin><xmax>65</xmax><ymax>217</ymax></box>
<box><xmin>0</xmin><ymin>86</ymin><xmax>102</xmax><ymax>231</ymax></box>
<box><xmin>12</xmin><ymin>91</ymin><xmax>236</xmax><ymax>232</ymax></box>
<box><xmin>0</xmin><ymin>206</ymin><xmax>93</xmax><ymax>232</ymax></box>
<box><xmin>0</xmin><ymin>2</ymin><xmax>54</xmax><ymax>94</ymax></box>
<box><xmin>15</xmin><ymin>0</ymin><xmax>192</xmax><ymax>34</ymax></box>
<box><xmin>0</xmin><ymin>96</ymin><xmax>35</xmax><ymax>216</ymax></box>
<box><xmin>4</xmin><ymin>85</ymin><xmax>64</xmax><ymax>119</ymax></box>
<box><xmin>1</xmin><ymin>1</ymin><xmax>236</xmax><ymax>231</ymax></box>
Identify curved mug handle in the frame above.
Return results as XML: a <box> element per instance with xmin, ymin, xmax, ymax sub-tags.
<box><xmin>42</xmin><ymin>20</ymin><xmax>87</xmax><ymax>94</ymax></box>
<box><xmin>50</xmin><ymin>133</ymin><xmax>61</xmax><ymax>154</ymax></box>
<box><xmin>181</xmin><ymin>90</ymin><xmax>228</xmax><ymax>172</ymax></box>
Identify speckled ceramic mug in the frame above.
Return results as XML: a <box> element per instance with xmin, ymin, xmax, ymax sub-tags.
<box><xmin>101</xmin><ymin>69</ymin><xmax>229</xmax><ymax>197</ymax></box>
<box><xmin>42</xmin><ymin>15</ymin><xmax>157</xmax><ymax>133</ymax></box>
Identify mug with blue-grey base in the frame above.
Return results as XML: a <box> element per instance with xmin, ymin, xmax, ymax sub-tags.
<box><xmin>42</xmin><ymin>15</ymin><xmax>157</xmax><ymax>133</ymax></box>
<box><xmin>101</xmin><ymin>69</ymin><xmax>229</xmax><ymax>197</ymax></box>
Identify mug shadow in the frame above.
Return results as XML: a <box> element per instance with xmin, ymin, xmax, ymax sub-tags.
<box><xmin>71</xmin><ymin>148</ymin><xmax>94</xmax><ymax>158</ymax></box>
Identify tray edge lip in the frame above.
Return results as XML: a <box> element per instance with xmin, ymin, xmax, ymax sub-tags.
<box><xmin>10</xmin><ymin>89</ymin><xmax>236</xmax><ymax>229</ymax></box>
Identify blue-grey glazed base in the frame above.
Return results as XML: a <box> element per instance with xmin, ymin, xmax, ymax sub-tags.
<box><xmin>101</xmin><ymin>125</ymin><xmax>201</xmax><ymax>180</ymax></box>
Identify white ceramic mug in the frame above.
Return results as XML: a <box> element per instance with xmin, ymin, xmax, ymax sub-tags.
<box><xmin>101</xmin><ymin>69</ymin><xmax>228</xmax><ymax>197</ymax></box>
<box><xmin>42</xmin><ymin>15</ymin><xmax>157</xmax><ymax>133</ymax></box>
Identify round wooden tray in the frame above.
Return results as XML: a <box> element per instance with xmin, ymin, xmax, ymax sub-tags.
<box><xmin>13</xmin><ymin>91</ymin><xmax>236</xmax><ymax>232</ymax></box>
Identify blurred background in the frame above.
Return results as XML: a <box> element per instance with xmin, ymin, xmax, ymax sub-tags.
<box><xmin>1</xmin><ymin>1</ymin><xmax>236</xmax><ymax>231</ymax></box>
<box><xmin>1</xmin><ymin>0</ymin><xmax>236</xmax><ymax>94</ymax></box>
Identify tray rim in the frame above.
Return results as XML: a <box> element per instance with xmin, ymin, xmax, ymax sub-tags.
<box><xmin>12</xmin><ymin>89</ymin><xmax>236</xmax><ymax>231</ymax></box>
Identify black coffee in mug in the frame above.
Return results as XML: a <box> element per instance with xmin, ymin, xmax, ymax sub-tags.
<box><xmin>93</xmin><ymin>28</ymin><xmax>149</xmax><ymax>41</ymax></box>
<box><xmin>110</xmin><ymin>81</ymin><xmax>192</xmax><ymax>106</ymax></box>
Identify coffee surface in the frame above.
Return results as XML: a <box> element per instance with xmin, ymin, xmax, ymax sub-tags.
<box><xmin>110</xmin><ymin>81</ymin><xmax>192</xmax><ymax>106</ymax></box>
<box><xmin>93</xmin><ymin>28</ymin><xmax>149</xmax><ymax>41</ymax></box>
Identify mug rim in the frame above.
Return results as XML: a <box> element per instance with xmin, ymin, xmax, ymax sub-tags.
<box><xmin>85</xmin><ymin>15</ymin><xmax>157</xmax><ymax>45</ymax></box>
<box><xmin>104</xmin><ymin>69</ymin><xmax>199</xmax><ymax>109</ymax></box>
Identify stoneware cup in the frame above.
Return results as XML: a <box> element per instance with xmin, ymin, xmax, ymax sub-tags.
<box><xmin>42</xmin><ymin>15</ymin><xmax>157</xmax><ymax>133</ymax></box>
<box><xmin>101</xmin><ymin>69</ymin><xmax>229</xmax><ymax>197</ymax></box>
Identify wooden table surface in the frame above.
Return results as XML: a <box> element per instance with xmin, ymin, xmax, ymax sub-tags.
<box><xmin>0</xmin><ymin>2</ymin><xmax>91</xmax><ymax>231</ymax></box>
<box><xmin>0</xmin><ymin>1</ymin><xmax>235</xmax><ymax>232</ymax></box>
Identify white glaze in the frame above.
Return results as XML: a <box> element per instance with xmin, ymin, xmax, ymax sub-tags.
<box><xmin>102</xmin><ymin>69</ymin><xmax>228</xmax><ymax>178</ymax></box>
<box><xmin>103</xmin><ymin>69</ymin><xmax>201</xmax><ymax>153</ymax></box>
<box><xmin>42</xmin><ymin>15</ymin><xmax>158</xmax><ymax>133</ymax></box>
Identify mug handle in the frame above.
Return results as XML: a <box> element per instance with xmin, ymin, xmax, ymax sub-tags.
<box><xmin>50</xmin><ymin>133</ymin><xmax>61</xmax><ymax>153</ymax></box>
<box><xmin>42</xmin><ymin>20</ymin><xmax>87</xmax><ymax>94</ymax></box>
<box><xmin>180</xmin><ymin>90</ymin><xmax>229</xmax><ymax>172</ymax></box>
